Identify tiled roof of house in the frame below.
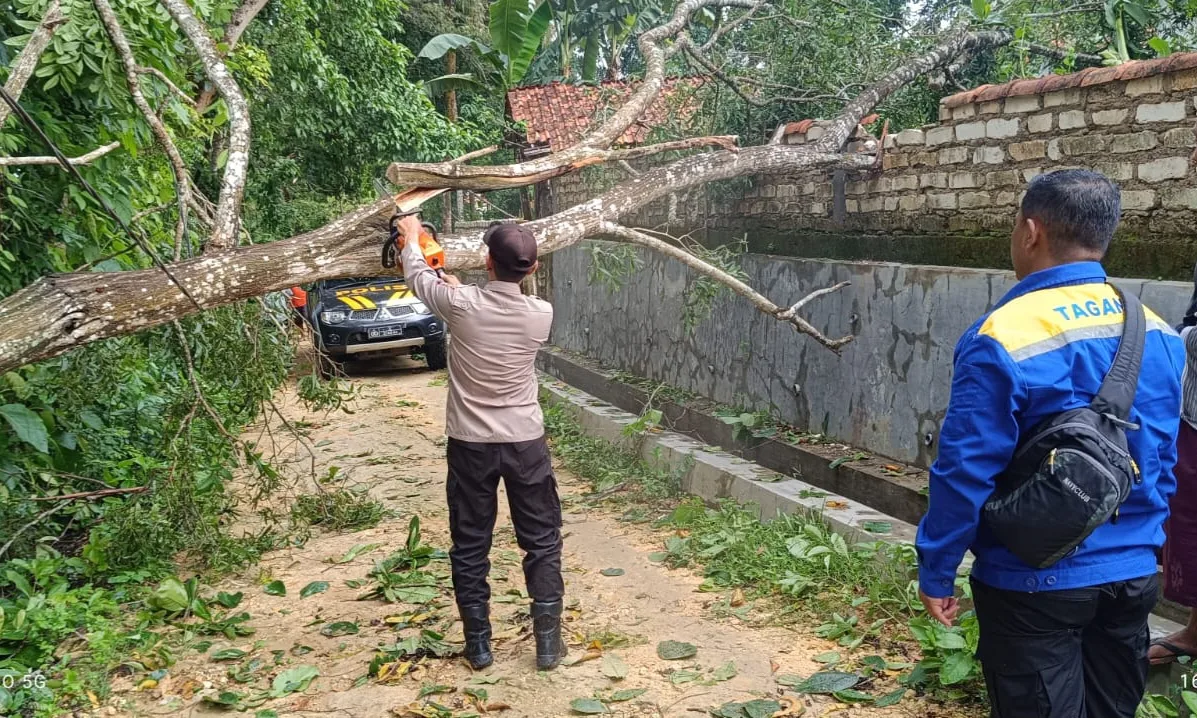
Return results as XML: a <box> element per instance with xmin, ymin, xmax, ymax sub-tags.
<box><xmin>506</xmin><ymin>77</ymin><xmax>705</xmax><ymax>153</ymax></box>
<box><xmin>941</xmin><ymin>52</ymin><xmax>1197</xmax><ymax>108</ymax></box>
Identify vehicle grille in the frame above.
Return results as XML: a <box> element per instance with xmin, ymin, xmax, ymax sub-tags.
<box><xmin>383</xmin><ymin>305</ymin><xmax>414</xmax><ymax>319</ymax></box>
<box><xmin>350</xmin><ymin>309</ymin><xmax>378</xmax><ymax>321</ymax></box>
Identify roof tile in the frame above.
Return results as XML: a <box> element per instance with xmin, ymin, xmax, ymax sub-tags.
<box><xmin>506</xmin><ymin>77</ymin><xmax>705</xmax><ymax>153</ymax></box>
<box><xmin>941</xmin><ymin>51</ymin><xmax>1197</xmax><ymax>106</ymax></box>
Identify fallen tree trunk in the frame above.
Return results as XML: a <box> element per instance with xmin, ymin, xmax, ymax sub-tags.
<box><xmin>0</xmin><ymin>199</ymin><xmax>393</xmax><ymax>373</ymax></box>
<box><xmin>0</xmin><ymin>145</ymin><xmax>872</xmax><ymax>373</ymax></box>
<box><xmin>0</xmin><ymin>23</ymin><xmax>1015</xmax><ymax>373</ymax></box>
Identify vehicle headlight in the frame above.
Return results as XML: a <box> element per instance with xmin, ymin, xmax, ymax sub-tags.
<box><xmin>413</xmin><ymin>302</ymin><xmax>429</xmax><ymax>315</ymax></box>
<box><xmin>320</xmin><ymin>310</ymin><xmax>347</xmax><ymax>325</ymax></box>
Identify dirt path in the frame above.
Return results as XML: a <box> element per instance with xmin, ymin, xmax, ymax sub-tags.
<box><xmin>120</xmin><ymin>361</ymin><xmax>959</xmax><ymax>718</ymax></box>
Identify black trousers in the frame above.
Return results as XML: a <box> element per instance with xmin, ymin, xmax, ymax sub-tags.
<box><xmin>446</xmin><ymin>436</ymin><xmax>564</xmax><ymax>607</ymax></box>
<box><xmin>971</xmin><ymin>574</ymin><xmax>1158</xmax><ymax>718</ymax></box>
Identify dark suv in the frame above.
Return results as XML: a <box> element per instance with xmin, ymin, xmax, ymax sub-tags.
<box><xmin>305</xmin><ymin>277</ymin><xmax>446</xmax><ymax>376</ymax></box>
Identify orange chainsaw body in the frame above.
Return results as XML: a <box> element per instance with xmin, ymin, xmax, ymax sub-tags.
<box><xmin>411</xmin><ymin>228</ymin><xmax>446</xmax><ymax>272</ymax></box>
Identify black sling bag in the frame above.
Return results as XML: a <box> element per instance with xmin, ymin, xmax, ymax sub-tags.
<box><xmin>981</xmin><ymin>286</ymin><xmax>1146</xmax><ymax>569</ymax></box>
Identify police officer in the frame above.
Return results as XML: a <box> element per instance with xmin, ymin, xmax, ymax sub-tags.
<box><xmin>397</xmin><ymin>216</ymin><xmax>566</xmax><ymax>671</ymax></box>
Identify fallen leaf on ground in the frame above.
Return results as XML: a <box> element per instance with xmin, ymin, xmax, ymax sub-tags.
<box><xmin>657</xmin><ymin>640</ymin><xmax>698</xmax><ymax>660</ymax></box>
<box><xmin>563</xmin><ymin>649</ymin><xmax>603</xmax><ymax>666</ymax></box>
<box><xmin>825</xmin><ymin>501</ymin><xmax>849</xmax><ymax>510</ymax></box>
<box><xmin>570</xmin><ymin>697</ymin><xmax>608</xmax><ymax>714</ymax></box>
<box><xmin>601</xmin><ymin>653</ymin><xmax>629</xmax><ymax>679</ymax></box>
<box><xmin>609</xmin><ymin>688</ymin><xmax>647</xmax><ymax>702</ymax></box>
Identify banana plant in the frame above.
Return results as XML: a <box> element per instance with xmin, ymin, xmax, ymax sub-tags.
<box><xmin>419</xmin><ymin>0</ymin><xmax>554</xmax><ymax>93</ymax></box>
<box><xmin>1099</xmin><ymin>0</ymin><xmax>1159</xmax><ymax>64</ymax></box>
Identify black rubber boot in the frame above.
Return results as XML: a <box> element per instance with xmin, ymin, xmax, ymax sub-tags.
<box><xmin>459</xmin><ymin>604</ymin><xmax>493</xmax><ymax>670</ymax></box>
<box><xmin>531</xmin><ymin>600</ymin><xmax>567</xmax><ymax>670</ymax></box>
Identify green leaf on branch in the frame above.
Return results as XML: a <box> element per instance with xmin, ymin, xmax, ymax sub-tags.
<box><xmin>0</xmin><ymin>403</ymin><xmax>49</xmax><ymax>452</ymax></box>
<box><xmin>509</xmin><ymin>0</ymin><xmax>552</xmax><ymax>85</ymax></box>
<box><xmin>939</xmin><ymin>651</ymin><xmax>978</xmax><ymax>685</ymax></box>
<box><xmin>418</xmin><ymin>33</ymin><xmax>487</xmax><ymax>60</ymax></box>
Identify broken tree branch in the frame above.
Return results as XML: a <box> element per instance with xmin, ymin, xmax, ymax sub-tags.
<box><xmin>224</xmin><ymin>0</ymin><xmax>271</xmax><ymax>49</ymax></box>
<box><xmin>160</xmin><ymin>0</ymin><xmax>250</xmax><ymax>253</ymax></box>
<box><xmin>598</xmin><ymin>222</ymin><xmax>854</xmax><ymax>352</ymax></box>
<box><xmin>0</xmin><ymin>0</ymin><xmax>65</xmax><ymax>128</ymax></box>
<box><xmin>699</xmin><ymin>2</ymin><xmax>763</xmax><ymax>52</ymax></box>
<box><xmin>136</xmin><ymin>66</ymin><xmax>197</xmax><ymax>106</ymax></box>
<box><xmin>814</xmin><ymin>27</ymin><xmax>1012</xmax><ymax>153</ymax></box>
<box><xmin>679</xmin><ymin>35</ymin><xmax>766</xmax><ymax>107</ymax></box>
<box><xmin>94</xmin><ymin>0</ymin><xmax>193</xmax><ymax>261</ymax></box>
<box><xmin>452</xmin><ymin>145</ymin><xmax>500</xmax><ymax>164</ymax></box>
<box><xmin>0</xmin><ymin>142</ymin><xmax>121</xmax><ymax>166</ymax></box>
<box><xmin>386</xmin><ymin>0</ymin><xmax>760</xmax><ymax>190</ymax></box>
<box><xmin>29</xmin><ymin>486</ymin><xmax>147</xmax><ymax>502</ymax></box>
<box><xmin>388</xmin><ymin>135</ymin><xmax>739</xmax><ymax>190</ymax></box>
<box><xmin>171</xmin><ymin>320</ymin><xmax>238</xmax><ymax>443</ymax></box>
<box><xmin>193</xmin><ymin>0</ymin><xmax>271</xmax><ymax>113</ymax></box>
<box><xmin>1020</xmin><ymin>42</ymin><xmax>1103</xmax><ymax>65</ymax></box>
<box><xmin>0</xmin><ymin>500</ymin><xmax>70</xmax><ymax>559</ymax></box>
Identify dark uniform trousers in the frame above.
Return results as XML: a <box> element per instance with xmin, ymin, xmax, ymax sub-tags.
<box><xmin>446</xmin><ymin>436</ymin><xmax>564</xmax><ymax>608</ymax></box>
<box><xmin>971</xmin><ymin>574</ymin><xmax>1158</xmax><ymax>718</ymax></box>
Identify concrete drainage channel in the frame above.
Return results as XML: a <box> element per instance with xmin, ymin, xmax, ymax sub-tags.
<box><xmin>538</xmin><ymin>361</ymin><xmax>1186</xmax><ymax>650</ymax></box>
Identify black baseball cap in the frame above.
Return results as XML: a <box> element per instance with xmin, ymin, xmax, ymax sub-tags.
<box><xmin>483</xmin><ymin>223</ymin><xmax>538</xmax><ymax>276</ymax></box>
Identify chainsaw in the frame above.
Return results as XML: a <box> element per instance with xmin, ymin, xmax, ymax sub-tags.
<box><xmin>381</xmin><ymin>187</ymin><xmax>448</xmax><ymax>275</ymax></box>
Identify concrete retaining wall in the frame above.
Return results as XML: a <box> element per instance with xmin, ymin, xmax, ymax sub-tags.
<box><xmin>549</xmin><ymin>243</ymin><xmax>1192</xmax><ymax>467</ymax></box>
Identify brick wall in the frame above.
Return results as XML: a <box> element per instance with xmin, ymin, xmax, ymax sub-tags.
<box><xmin>552</xmin><ymin>55</ymin><xmax>1197</xmax><ymax>239</ymax></box>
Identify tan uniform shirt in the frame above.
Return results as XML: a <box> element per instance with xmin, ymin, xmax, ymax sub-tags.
<box><xmin>402</xmin><ymin>238</ymin><xmax>553</xmax><ymax>443</ymax></box>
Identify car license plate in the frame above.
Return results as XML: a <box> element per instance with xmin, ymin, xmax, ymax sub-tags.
<box><xmin>368</xmin><ymin>325</ymin><xmax>405</xmax><ymax>339</ymax></box>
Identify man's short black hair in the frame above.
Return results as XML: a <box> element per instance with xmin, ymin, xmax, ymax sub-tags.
<box><xmin>1021</xmin><ymin>169</ymin><xmax>1121</xmax><ymax>257</ymax></box>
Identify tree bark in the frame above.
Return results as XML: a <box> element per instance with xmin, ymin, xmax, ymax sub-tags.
<box><xmin>160</xmin><ymin>0</ymin><xmax>251</xmax><ymax>252</ymax></box>
<box><xmin>0</xmin><ymin>0</ymin><xmax>65</xmax><ymax>128</ymax></box>
<box><xmin>0</xmin><ymin>199</ymin><xmax>393</xmax><ymax>373</ymax></box>
<box><xmin>193</xmin><ymin>0</ymin><xmax>271</xmax><ymax>113</ymax></box>
<box><xmin>0</xmin><ymin>142</ymin><xmax>120</xmax><ymax>166</ymax></box>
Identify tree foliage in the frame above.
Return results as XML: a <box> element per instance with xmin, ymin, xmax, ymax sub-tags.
<box><xmin>0</xmin><ymin>0</ymin><xmax>475</xmax><ymax>711</ymax></box>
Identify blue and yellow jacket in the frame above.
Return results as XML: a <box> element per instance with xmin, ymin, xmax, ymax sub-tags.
<box><xmin>916</xmin><ymin>261</ymin><xmax>1184</xmax><ymax>598</ymax></box>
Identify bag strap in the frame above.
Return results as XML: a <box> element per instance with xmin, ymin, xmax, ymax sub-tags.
<box><xmin>1089</xmin><ymin>284</ymin><xmax>1146</xmax><ymax>426</ymax></box>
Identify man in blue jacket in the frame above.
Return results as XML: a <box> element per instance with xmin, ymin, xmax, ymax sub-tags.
<box><xmin>916</xmin><ymin>169</ymin><xmax>1184</xmax><ymax>717</ymax></box>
